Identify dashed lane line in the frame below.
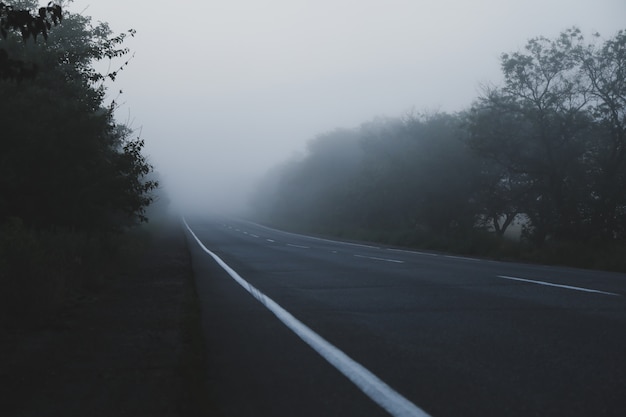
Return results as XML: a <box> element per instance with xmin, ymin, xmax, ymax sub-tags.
<box><xmin>354</xmin><ymin>254</ymin><xmax>405</xmax><ymax>264</ymax></box>
<box><xmin>497</xmin><ymin>275</ymin><xmax>621</xmax><ymax>296</ymax></box>
<box><xmin>387</xmin><ymin>248</ymin><xmax>438</xmax><ymax>257</ymax></box>
<box><xmin>287</xmin><ymin>243</ymin><xmax>310</xmax><ymax>249</ymax></box>
<box><xmin>444</xmin><ymin>255</ymin><xmax>480</xmax><ymax>262</ymax></box>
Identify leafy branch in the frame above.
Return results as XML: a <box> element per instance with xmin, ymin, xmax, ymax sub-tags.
<box><xmin>0</xmin><ymin>2</ymin><xmax>61</xmax><ymax>81</ymax></box>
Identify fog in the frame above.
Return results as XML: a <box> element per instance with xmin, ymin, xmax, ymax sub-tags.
<box><xmin>70</xmin><ymin>0</ymin><xmax>625</xmax><ymax>215</ymax></box>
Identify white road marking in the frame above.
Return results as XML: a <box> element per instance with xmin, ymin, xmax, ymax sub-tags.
<box><xmin>266</xmin><ymin>239</ymin><xmax>275</xmax><ymax>243</ymax></box>
<box><xmin>242</xmin><ymin>220</ymin><xmax>380</xmax><ymax>249</ymax></box>
<box><xmin>184</xmin><ymin>219</ymin><xmax>431</xmax><ymax>417</ymax></box>
<box><xmin>250</xmin><ymin>234</ymin><xmax>260</xmax><ymax>238</ymax></box>
<box><xmin>444</xmin><ymin>255</ymin><xmax>479</xmax><ymax>261</ymax></box>
<box><xmin>497</xmin><ymin>275</ymin><xmax>621</xmax><ymax>296</ymax></box>
<box><xmin>287</xmin><ymin>243</ymin><xmax>310</xmax><ymax>249</ymax></box>
<box><xmin>388</xmin><ymin>248</ymin><xmax>438</xmax><ymax>257</ymax></box>
<box><xmin>354</xmin><ymin>254</ymin><xmax>405</xmax><ymax>264</ymax></box>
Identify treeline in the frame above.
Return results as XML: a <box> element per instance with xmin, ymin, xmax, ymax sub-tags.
<box><xmin>251</xmin><ymin>28</ymin><xmax>626</xmax><ymax>270</ymax></box>
<box><xmin>1</xmin><ymin>2</ymin><xmax>157</xmax><ymax>325</ymax></box>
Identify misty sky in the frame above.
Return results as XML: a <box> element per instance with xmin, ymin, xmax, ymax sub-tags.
<box><xmin>69</xmin><ymin>0</ymin><xmax>625</xmax><ymax>213</ymax></box>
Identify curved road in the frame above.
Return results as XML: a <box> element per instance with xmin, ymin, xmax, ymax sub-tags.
<box><xmin>184</xmin><ymin>217</ymin><xmax>626</xmax><ymax>417</ymax></box>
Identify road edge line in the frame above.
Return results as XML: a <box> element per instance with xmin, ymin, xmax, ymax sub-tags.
<box><xmin>182</xmin><ymin>218</ymin><xmax>432</xmax><ymax>417</ymax></box>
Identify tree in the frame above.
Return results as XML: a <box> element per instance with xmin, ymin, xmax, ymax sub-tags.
<box><xmin>468</xmin><ymin>29</ymin><xmax>599</xmax><ymax>243</ymax></box>
<box><xmin>251</xmin><ymin>112</ymin><xmax>482</xmax><ymax>242</ymax></box>
<box><xmin>501</xmin><ymin>28</ymin><xmax>593</xmax><ymax>240</ymax></box>
<box><xmin>466</xmin><ymin>90</ymin><xmax>554</xmax><ymax>240</ymax></box>
<box><xmin>0</xmin><ymin>1</ymin><xmax>156</xmax><ymax>231</ymax></box>
<box><xmin>577</xmin><ymin>30</ymin><xmax>626</xmax><ymax>239</ymax></box>
<box><xmin>0</xmin><ymin>1</ymin><xmax>62</xmax><ymax>80</ymax></box>
<box><xmin>356</xmin><ymin>113</ymin><xmax>480</xmax><ymax>237</ymax></box>
<box><xmin>467</xmin><ymin>28</ymin><xmax>626</xmax><ymax>244</ymax></box>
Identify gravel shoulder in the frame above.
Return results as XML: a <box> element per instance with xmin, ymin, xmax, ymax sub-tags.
<box><xmin>0</xmin><ymin>220</ymin><xmax>208</xmax><ymax>416</ymax></box>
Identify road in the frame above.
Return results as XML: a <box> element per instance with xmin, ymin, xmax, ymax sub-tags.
<box><xmin>183</xmin><ymin>217</ymin><xmax>626</xmax><ymax>417</ymax></box>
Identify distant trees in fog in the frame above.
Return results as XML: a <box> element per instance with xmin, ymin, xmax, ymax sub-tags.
<box><xmin>252</xmin><ymin>113</ymin><xmax>483</xmax><ymax>243</ymax></box>
<box><xmin>251</xmin><ymin>27</ymin><xmax>626</xmax><ymax>252</ymax></box>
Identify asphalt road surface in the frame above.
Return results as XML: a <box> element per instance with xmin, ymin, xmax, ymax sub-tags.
<box><xmin>184</xmin><ymin>217</ymin><xmax>626</xmax><ymax>417</ymax></box>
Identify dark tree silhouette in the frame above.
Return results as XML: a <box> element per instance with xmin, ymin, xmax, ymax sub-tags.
<box><xmin>0</xmin><ymin>2</ymin><xmax>61</xmax><ymax>80</ymax></box>
<box><xmin>0</xmin><ymin>2</ymin><xmax>157</xmax><ymax>231</ymax></box>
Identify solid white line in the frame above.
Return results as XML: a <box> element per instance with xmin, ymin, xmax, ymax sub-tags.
<box><xmin>354</xmin><ymin>254</ymin><xmax>405</xmax><ymax>264</ymax></box>
<box><xmin>183</xmin><ymin>219</ymin><xmax>431</xmax><ymax>417</ymax></box>
<box><xmin>287</xmin><ymin>243</ymin><xmax>310</xmax><ymax>249</ymax></box>
<box><xmin>497</xmin><ymin>275</ymin><xmax>621</xmax><ymax>296</ymax></box>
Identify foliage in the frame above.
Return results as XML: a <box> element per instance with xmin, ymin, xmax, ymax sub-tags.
<box><xmin>251</xmin><ymin>112</ymin><xmax>482</xmax><ymax>241</ymax></box>
<box><xmin>467</xmin><ymin>27</ymin><xmax>626</xmax><ymax>244</ymax></box>
<box><xmin>252</xmin><ymin>27</ymin><xmax>626</xmax><ymax>270</ymax></box>
<box><xmin>0</xmin><ymin>1</ymin><xmax>61</xmax><ymax>80</ymax></box>
<box><xmin>0</xmin><ymin>2</ymin><xmax>158</xmax><ymax>321</ymax></box>
<box><xmin>0</xmin><ymin>1</ymin><xmax>62</xmax><ymax>40</ymax></box>
<box><xmin>0</xmin><ymin>1</ymin><xmax>157</xmax><ymax>232</ymax></box>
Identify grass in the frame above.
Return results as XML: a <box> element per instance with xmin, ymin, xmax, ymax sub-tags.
<box><xmin>0</xmin><ymin>217</ymin><xmax>150</xmax><ymax>329</ymax></box>
<box><xmin>1</xmin><ymin>215</ymin><xmax>214</xmax><ymax>416</ymax></box>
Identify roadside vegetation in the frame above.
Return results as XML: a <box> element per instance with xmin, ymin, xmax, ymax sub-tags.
<box><xmin>0</xmin><ymin>1</ymin><xmax>160</xmax><ymax>327</ymax></box>
<box><xmin>251</xmin><ymin>28</ymin><xmax>626</xmax><ymax>272</ymax></box>
<box><xmin>0</xmin><ymin>3</ymin><xmax>209</xmax><ymax>414</ymax></box>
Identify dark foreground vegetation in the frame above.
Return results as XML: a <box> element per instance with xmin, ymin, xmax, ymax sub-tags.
<box><xmin>251</xmin><ymin>28</ymin><xmax>626</xmax><ymax>272</ymax></box>
<box><xmin>1</xmin><ymin>219</ymin><xmax>211</xmax><ymax>416</ymax></box>
<box><xmin>0</xmin><ymin>1</ymin><xmax>159</xmax><ymax>324</ymax></box>
<box><xmin>0</xmin><ymin>5</ymin><xmax>210</xmax><ymax>415</ymax></box>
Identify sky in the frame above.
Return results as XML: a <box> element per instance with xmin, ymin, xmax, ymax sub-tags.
<box><xmin>68</xmin><ymin>0</ymin><xmax>626</xmax><ymax>214</ymax></box>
